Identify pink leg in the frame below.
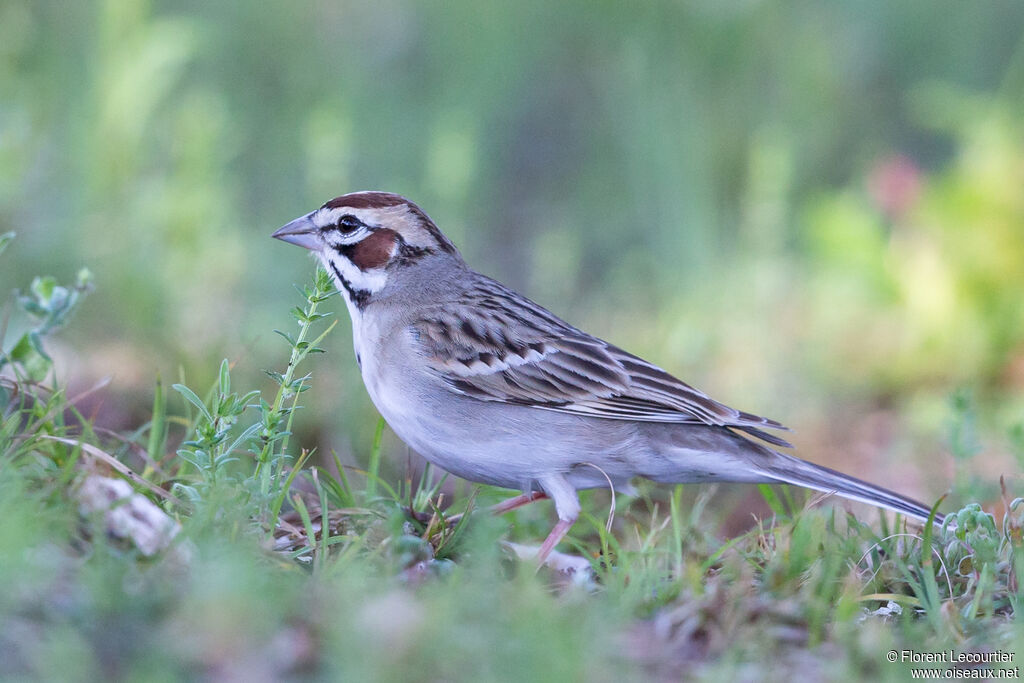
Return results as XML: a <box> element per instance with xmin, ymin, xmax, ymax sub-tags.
<box><xmin>537</xmin><ymin>518</ymin><xmax>576</xmax><ymax>565</ymax></box>
<box><xmin>491</xmin><ymin>491</ymin><xmax>548</xmax><ymax>514</ymax></box>
<box><xmin>444</xmin><ymin>491</ymin><xmax>549</xmax><ymax>526</ymax></box>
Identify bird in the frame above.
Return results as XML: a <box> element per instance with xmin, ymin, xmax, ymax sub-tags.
<box><xmin>273</xmin><ymin>191</ymin><xmax>942</xmax><ymax>563</ymax></box>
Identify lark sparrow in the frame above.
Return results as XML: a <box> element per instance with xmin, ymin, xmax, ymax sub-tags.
<box><xmin>273</xmin><ymin>191</ymin><xmax>941</xmax><ymax>562</ymax></box>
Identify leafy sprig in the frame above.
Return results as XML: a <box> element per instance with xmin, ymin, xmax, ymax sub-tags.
<box><xmin>169</xmin><ymin>267</ymin><xmax>338</xmax><ymax>529</ymax></box>
<box><xmin>0</xmin><ymin>232</ymin><xmax>93</xmax><ymax>382</ymax></box>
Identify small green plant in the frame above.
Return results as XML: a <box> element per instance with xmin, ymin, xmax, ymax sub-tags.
<box><xmin>0</xmin><ymin>232</ymin><xmax>93</xmax><ymax>385</ymax></box>
<box><xmin>1</xmin><ymin>233</ymin><xmax>93</xmax><ymax>480</ymax></box>
<box><xmin>169</xmin><ymin>266</ymin><xmax>339</xmax><ymax>533</ymax></box>
<box><xmin>256</xmin><ymin>267</ymin><xmax>339</xmax><ymax>506</ymax></box>
<box><xmin>171</xmin><ymin>361</ymin><xmax>261</xmax><ymax>494</ymax></box>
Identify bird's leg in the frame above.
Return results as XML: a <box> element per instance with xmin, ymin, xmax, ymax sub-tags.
<box><xmin>490</xmin><ymin>491</ymin><xmax>548</xmax><ymax>514</ymax></box>
<box><xmin>442</xmin><ymin>491</ymin><xmax>549</xmax><ymax>526</ymax></box>
<box><xmin>534</xmin><ymin>474</ymin><xmax>581</xmax><ymax>565</ymax></box>
<box><xmin>536</xmin><ymin>518</ymin><xmax>576</xmax><ymax>565</ymax></box>
<box><xmin>446</xmin><ymin>477</ymin><xmax>581</xmax><ymax>568</ymax></box>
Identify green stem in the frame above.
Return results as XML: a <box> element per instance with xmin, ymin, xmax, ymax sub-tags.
<box><xmin>255</xmin><ymin>271</ymin><xmax>335</xmax><ymax>492</ymax></box>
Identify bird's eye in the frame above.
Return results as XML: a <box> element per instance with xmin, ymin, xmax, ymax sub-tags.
<box><xmin>336</xmin><ymin>215</ymin><xmax>362</xmax><ymax>233</ymax></box>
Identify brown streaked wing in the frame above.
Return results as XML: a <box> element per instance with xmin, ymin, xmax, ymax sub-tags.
<box><xmin>412</xmin><ymin>304</ymin><xmax>630</xmax><ymax>406</ymax></box>
<box><xmin>410</xmin><ymin>275</ymin><xmax>791</xmax><ymax>445</ymax></box>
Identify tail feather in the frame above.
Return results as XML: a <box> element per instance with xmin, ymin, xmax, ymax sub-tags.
<box><xmin>752</xmin><ymin>451</ymin><xmax>943</xmax><ymax>525</ymax></box>
<box><xmin>735</xmin><ymin>425</ymin><xmax>794</xmax><ymax>449</ymax></box>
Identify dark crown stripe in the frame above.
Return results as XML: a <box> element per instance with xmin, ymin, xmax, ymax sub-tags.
<box><xmin>324</xmin><ymin>192</ymin><xmax>409</xmax><ymax>210</ymax></box>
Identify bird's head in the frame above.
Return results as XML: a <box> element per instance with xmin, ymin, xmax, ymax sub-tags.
<box><xmin>273</xmin><ymin>191</ymin><xmax>461</xmax><ymax>309</ymax></box>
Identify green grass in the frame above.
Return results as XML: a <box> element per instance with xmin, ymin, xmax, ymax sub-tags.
<box><xmin>2</xmin><ymin>259</ymin><xmax>1023</xmax><ymax>681</ymax></box>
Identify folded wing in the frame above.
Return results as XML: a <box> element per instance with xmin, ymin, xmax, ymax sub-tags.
<box><xmin>411</xmin><ymin>276</ymin><xmax>791</xmax><ymax>447</ymax></box>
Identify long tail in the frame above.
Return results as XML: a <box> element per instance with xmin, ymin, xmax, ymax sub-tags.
<box><xmin>751</xmin><ymin>450</ymin><xmax>943</xmax><ymax>525</ymax></box>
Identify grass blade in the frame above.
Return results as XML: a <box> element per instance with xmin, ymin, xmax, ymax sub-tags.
<box><xmin>366</xmin><ymin>417</ymin><xmax>385</xmax><ymax>500</ymax></box>
<box><xmin>144</xmin><ymin>374</ymin><xmax>167</xmax><ymax>479</ymax></box>
<box><xmin>758</xmin><ymin>483</ymin><xmax>786</xmax><ymax>517</ymax></box>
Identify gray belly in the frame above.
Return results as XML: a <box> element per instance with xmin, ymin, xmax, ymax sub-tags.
<box><xmin>364</xmin><ymin>365</ymin><xmax>647</xmax><ymax>490</ymax></box>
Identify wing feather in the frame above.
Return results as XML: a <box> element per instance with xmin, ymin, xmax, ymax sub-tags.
<box><xmin>411</xmin><ymin>276</ymin><xmax>791</xmax><ymax>446</ymax></box>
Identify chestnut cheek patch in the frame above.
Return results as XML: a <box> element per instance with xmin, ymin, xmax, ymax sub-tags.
<box><xmin>351</xmin><ymin>229</ymin><xmax>399</xmax><ymax>270</ymax></box>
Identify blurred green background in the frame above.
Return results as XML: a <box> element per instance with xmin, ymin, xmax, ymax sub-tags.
<box><xmin>2</xmin><ymin>0</ymin><xmax>1023</xmax><ymax>509</ymax></box>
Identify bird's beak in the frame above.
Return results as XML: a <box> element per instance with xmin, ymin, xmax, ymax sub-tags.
<box><xmin>272</xmin><ymin>212</ymin><xmax>320</xmax><ymax>250</ymax></box>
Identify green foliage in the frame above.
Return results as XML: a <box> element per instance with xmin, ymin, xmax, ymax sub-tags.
<box><xmin>166</xmin><ymin>268</ymin><xmax>338</xmax><ymax>534</ymax></box>
<box><xmin>0</xmin><ymin>235</ymin><xmax>93</xmax><ymax>382</ymax></box>
<box><xmin>171</xmin><ymin>363</ymin><xmax>260</xmax><ymax>491</ymax></box>
<box><xmin>0</xmin><ymin>235</ymin><xmax>92</xmax><ymax>487</ymax></box>
<box><xmin>803</xmin><ymin>100</ymin><xmax>1024</xmax><ymax>392</ymax></box>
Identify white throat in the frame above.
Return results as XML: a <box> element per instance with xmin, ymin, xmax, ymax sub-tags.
<box><xmin>319</xmin><ymin>250</ymin><xmax>387</xmax><ymax>342</ymax></box>
<box><xmin>319</xmin><ymin>251</ymin><xmax>389</xmax><ymax>369</ymax></box>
